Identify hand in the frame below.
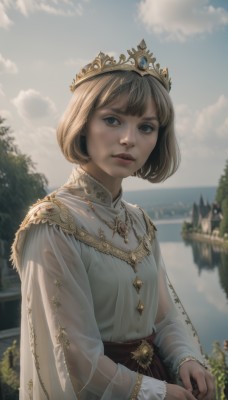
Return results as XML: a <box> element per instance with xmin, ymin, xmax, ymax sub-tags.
<box><xmin>179</xmin><ymin>360</ymin><xmax>215</xmax><ymax>400</ymax></box>
<box><xmin>165</xmin><ymin>383</ymin><xmax>198</xmax><ymax>399</ymax></box>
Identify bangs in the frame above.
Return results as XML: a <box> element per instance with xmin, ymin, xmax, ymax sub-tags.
<box><xmin>93</xmin><ymin>71</ymin><xmax>173</xmax><ymax>126</ymax></box>
<box><xmin>57</xmin><ymin>69</ymin><xmax>179</xmax><ymax>182</ymax></box>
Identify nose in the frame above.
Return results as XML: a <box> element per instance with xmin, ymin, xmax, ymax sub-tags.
<box><xmin>119</xmin><ymin>125</ymin><xmax>136</xmax><ymax>147</ymax></box>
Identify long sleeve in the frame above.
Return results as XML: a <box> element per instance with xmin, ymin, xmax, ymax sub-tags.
<box><xmin>152</xmin><ymin>236</ymin><xmax>205</xmax><ymax>376</ymax></box>
<box><xmin>19</xmin><ymin>223</ymin><xmax>138</xmax><ymax>400</ymax></box>
<box><xmin>13</xmin><ymin>170</ymin><xmax>207</xmax><ymax>399</ymax></box>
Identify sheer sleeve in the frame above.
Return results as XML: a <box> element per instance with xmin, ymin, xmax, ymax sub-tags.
<box><xmin>152</xmin><ymin>236</ymin><xmax>206</xmax><ymax>376</ymax></box>
<box><xmin>19</xmin><ymin>223</ymin><xmax>138</xmax><ymax>400</ymax></box>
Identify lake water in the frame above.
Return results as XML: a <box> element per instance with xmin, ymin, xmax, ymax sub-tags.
<box><xmin>124</xmin><ymin>186</ymin><xmax>227</xmax><ymax>355</ymax></box>
<box><xmin>156</xmin><ymin>219</ymin><xmax>228</xmax><ymax>355</ymax></box>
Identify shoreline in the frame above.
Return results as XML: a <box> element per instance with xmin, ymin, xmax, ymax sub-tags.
<box><xmin>182</xmin><ymin>232</ymin><xmax>228</xmax><ymax>253</ymax></box>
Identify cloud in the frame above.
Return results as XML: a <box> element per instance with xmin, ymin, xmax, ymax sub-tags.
<box><xmin>0</xmin><ymin>109</ymin><xmax>12</xmax><ymax>120</ymax></box>
<box><xmin>65</xmin><ymin>52</ymin><xmax>117</xmax><ymax>68</ymax></box>
<box><xmin>193</xmin><ymin>95</ymin><xmax>228</xmax><ymax>140</ymax></box>
<box><xmin>0</xmin><ymin>2</ymin><xmax>13</xmax><ymax>29</ymax></box>
<box><xmin>16</xmin><ymin>0</ymin><xmax>84</xmax><ymax>17</ymax></box>
<box><xmin>12</xmin><ymin>89</ymin><xmax>57</xmax><ymax>122</ymax></box>
<box><xmin>138</xmin><ymin>0</ymin><xmax>228</xmax><ymax>41</ymax></box>
<box><xmin>0</xmin><ymin>83</ymin><xmax>5</xmax><ymax>96</ymax></box>
<box><xmin>0</xmin><ymin>0</ymin><xmax>87</xmax><ymax>27</ymax></box>
<box><xmin>65</xmin><ymin>57</ymin><xmax>90</xmax><ymax>68</ymax></box>
<box><xmin>175</xmin><ymin>95</ymin><xmax>228</xmax><ymax>159</ymax></box>
<box><xmin>0</xmin><ymin>53</ymin><xmax>18</xmax><ymax>74</ymax></box>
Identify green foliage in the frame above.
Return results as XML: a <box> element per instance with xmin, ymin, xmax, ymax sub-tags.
<box><xmin>220</xmin><ymin>198</ymin><xmax>228</xmax><ymax>238</ymax></box>
<box><xmin>215</xmin><ymin>160</ymin><xmax>228</xmax><ymax>238</ymax></box>
<box><xmin>0</xmin><ymin>340</ymin><xmax>19</xmax><ymax>399</ymax></box>
<box><xmin>216</xmin><ymin>160</ymin><xmax>228</xmax><ymax>206</ymax></box>
<box><xmin>0</xmin><ymin>117</ymin><xmax>47</xmax><ymax>247</ymax></box>
<box><xmin>208</xmin><ymin>341</ymin><xmax>228</xmax><ymax>400</ymax></box>
<box><xmin>181</xmin><ymin>221</ymin><xmax>194</xmax><ymax>235</ymax></box>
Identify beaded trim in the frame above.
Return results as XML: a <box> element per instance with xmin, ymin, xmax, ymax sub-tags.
<box><xmin>177</xmin><ymin>356</ymin><xmax>208</xmax><ymax>375</ymax></box>
<box><xmin>27</xmin><ymin>306</ymin><xmax>50</xmax><ymax>399</ymax></box>
<box><xmin>130</xmin><ymin>373</ymin><xmax>143</xmax><ymax>400</ymax></box>
<box><xmin>11</xmin><ymin>194</ymin><xmax>156</xmax><ymax>272</ymax></box>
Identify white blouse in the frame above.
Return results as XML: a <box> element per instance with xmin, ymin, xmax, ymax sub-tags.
<box><xmin>12</xmin><ymin>167</ymin><xmax>205</xmax><ymax>400</ymax></box>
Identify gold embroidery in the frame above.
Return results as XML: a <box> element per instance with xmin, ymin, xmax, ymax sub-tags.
<box><xmin>51</xmin><ymin>295</ymin><xmax>61</xmax><ymax>308</ymax></box>
<box><xmin>28</xmin><ymin>379</ymin><xmax>33</xmax><ymax>400</ymax></box>
<box><xmin>130</xmin><ymin>373</ymin><xmax>143</xmax><ymax>400</ymax></box>
<box><xmin>87</xmin><ymin>199</ymin><xmax>133</xmax><ymax>244</ymax></box>
<box><xmin>177</xmin><ymin>356</ymin><xmax>208</xmax><ymax>374</ymax></box>
<box><xmin>54</xmin><ymin>279</ymin><xmax>63</xmax><ymax>288</ymax></box>
<box><xmin>52</xmin><ymin>277</ymin><xmax>73</xmax><ymax>387</ymax></box>
<box><xmin>74</xmin><ymin>230</ymin><xmax>152</xmax><ymax>271</ymax></box>
<box><xmin>167</xmin><ymin>280</ymin><xmax>208</xmax><ymax>368</ymax></box>
<box><xmin>65</xmin><ymin>167</ymin><xmax>112</xmax><ymax>205</ymax></box>
<box><xmin>19</xmin><ymin>194</ymin><xmax>76</xmax><ymax>234</ymax></box>
<box><xmin>131</xmin><ymin>340</ymin><xmax>154</xmax><ymax>370</ymax></box>
<box><xmin>98</xmin><ymin>228</ymin><xmax>106</xmax><ymax>240</ymax></box>
<box><xmin>12</xmin><ymin>194</ymin><xmax>156</xmax><ymax>272</ymax></box>
<box><xmin>27</xmin><ymin>306</ymin><xmax>50</xmax><ymax>400</ymax></box>
<box><xmin>56</xmin><ymin>326</ymin><xmax>70</xmax><ymax>349</ymax></box>
<box><xmin>168</xmin><ymin>281</ymin><xmax>201</xmax><ymax>341</ymax></box>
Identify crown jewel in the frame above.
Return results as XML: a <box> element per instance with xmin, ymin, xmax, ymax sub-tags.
<box><xmin>70</xmin><ymin>39</ymin><xmax>171</xmax><ymax>92</ymax></box>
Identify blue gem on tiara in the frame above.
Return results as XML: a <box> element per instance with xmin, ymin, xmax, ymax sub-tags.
<box><xmin>70</xmin><ymin>40</ymin><xmax>171</xmax><ymax>92</ymax></box>
<box><xmin>137</xmin><ymin>56</ymin><xmax>149</xmax><ymax>71</ymax></box>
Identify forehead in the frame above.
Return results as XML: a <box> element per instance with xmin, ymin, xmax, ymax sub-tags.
<box><xmin>97</xmin><ymin>94</ymin><xmax>158</xmax><ymax>117</ymax></box>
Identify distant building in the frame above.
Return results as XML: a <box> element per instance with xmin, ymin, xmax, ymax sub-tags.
<box><xmin>191</xmin><ymin>196</ymin><xmax>223</xmax><ymax>234</ymax></box>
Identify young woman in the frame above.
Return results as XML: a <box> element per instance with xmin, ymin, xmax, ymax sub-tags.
<box><xmin>12</xmin><ymin>40</ymin><xmax>215</xmax><ymax>400</ymax></box>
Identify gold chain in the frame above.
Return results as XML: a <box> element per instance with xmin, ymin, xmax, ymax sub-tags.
<box><xmin>87</xmin><ymin>200</ymin><xmax>140</xmax><ymax>244</ymax></box>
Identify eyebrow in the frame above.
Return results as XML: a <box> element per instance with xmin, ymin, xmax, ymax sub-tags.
<box><xmin>101</xmin><ymin>107</ymin><xmax>159</xmax><ymax>122</ymax></box>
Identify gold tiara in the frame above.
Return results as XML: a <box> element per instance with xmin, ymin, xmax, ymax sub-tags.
<box><xmin>70</xmin><ymin>39</ymin><xmax>171</xmax><ymax>92</ymax></box>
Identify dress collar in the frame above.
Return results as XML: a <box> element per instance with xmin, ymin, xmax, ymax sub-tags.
<box><xmin>64</xmin><ymin>165</ymin><xmax>122</xmax><ymax>207</ymax></box>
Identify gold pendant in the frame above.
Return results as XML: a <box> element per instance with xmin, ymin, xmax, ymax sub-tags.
<box><xmin>137</xmin><ymin>300</ymin><xmax>144</xmax><ymax>314</ymax></box>
<box><xmin>133</xmin><ymin>277</ymin><xmax>143</xmax><ymax>293</ymax></box>
<box><xmin>131</xmin><ymin>340</ymin><xmax>154</xmax><ymax>370</ymax></box>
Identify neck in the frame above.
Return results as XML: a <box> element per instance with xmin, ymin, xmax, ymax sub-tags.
<box><xmin>80</xmin><ymin>164</ymin><xmax>122</xmax><ymax>201</ymax></box>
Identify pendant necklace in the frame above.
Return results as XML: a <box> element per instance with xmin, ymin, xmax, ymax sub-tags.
<box><xmin>87</xmin><ymin>200</ymin><xmax>139</xmax><ymax>244</ymax></box>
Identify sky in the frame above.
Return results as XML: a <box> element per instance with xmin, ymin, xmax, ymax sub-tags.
<box><xmin>0</xmin><ymin>0</ymin><xmax>228</xmax><ymax>192</ymax></box>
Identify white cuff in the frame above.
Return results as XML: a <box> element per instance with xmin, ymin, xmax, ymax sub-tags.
<box><xmin>137</xmin><ymin>376</ymin><xmax>167</xmax><ymax>400</ymax></box>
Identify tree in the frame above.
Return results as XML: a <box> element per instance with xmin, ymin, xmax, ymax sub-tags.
<box><xmin>216</xmin><ymin>160</ymin><xmax>228</xmax><ymax>206</ymax></box>
<box><xmin>220</xmin><ymin>198</ymin><xmax>228</xmax><ymax>237</ymax></box>
<box><xmin>208</xmin><ymin>341</ymin><xmax>228</xmax><ymax>400</ymax></box>
<box><xmin>216</xmin><ymin>160</ymin><xmax>228</xmax><ymax>237</ymax></box>
<box><xmin>0</xmin><ymin>117</ymin><xmax>48</xmax><ymax>248</ymax></box>
<box><xmin>0</xmin><ymin>340</ymin><xmax>19</xmax><ymax>400</ymax></box>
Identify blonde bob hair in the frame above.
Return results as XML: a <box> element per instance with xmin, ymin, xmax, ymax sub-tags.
<box><xmin>57</xmin><ymin>71</ymin><xmax>180</xmax><ymax>183</ymax></box>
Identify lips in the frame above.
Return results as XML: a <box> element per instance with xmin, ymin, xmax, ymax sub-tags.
<box><xmin>113</xmin><ymin>153</ymin><xmax>135</xmax><ymax>161</ymax></box>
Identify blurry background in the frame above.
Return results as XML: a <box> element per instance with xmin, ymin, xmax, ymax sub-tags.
<box><xmin>0</xmin><ymin>2</ymin><xmax>228</xmax><ymax>397</ymax></box>
<box><xmin>0</xmin><ymin>0</ymin><xmax>228</xmax><ymax>191</ymax></box>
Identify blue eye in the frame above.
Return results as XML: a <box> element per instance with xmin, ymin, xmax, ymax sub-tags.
<box><xmin>139</xmin><ymin>124</ymin><xmax>154</xmax><ymax>133</ymax></box>
<box><xmin>104</xmin><ymin>117</ymin><xmax>120</xmax><ymax>126</ymax></box>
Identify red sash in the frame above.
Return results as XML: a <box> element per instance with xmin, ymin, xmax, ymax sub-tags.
<box><xmin>103</xmin><ymin>333</ymin><xmax>171</xmax><ymax>381</ymax></box>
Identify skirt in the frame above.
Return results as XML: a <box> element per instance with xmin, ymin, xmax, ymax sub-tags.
<box><xmin>103</xmin><ymin>333</ymin><xmax>171</xmax><ymax>382</ymax></box>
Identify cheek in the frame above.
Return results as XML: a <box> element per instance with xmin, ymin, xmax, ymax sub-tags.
<box><xmin>143</xmin><ymin>134</ymin><xmax>158</xmax><ymax>154</ymax></box>
<box><xmin>86</xmin><ymin>129</ymin><xmax>112</xmax><ymax>157</ymax></box>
